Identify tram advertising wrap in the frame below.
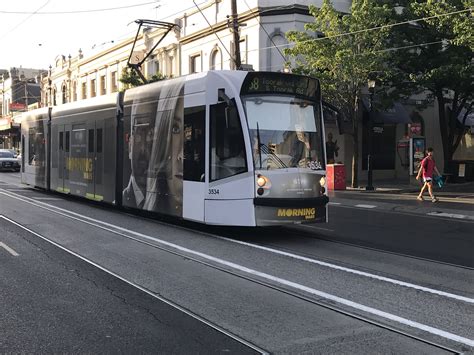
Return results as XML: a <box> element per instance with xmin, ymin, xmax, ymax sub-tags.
<box><xmin>21</xmin><ymin>71</ymin><xmax>329</xmax><ymax>227</ymax></box>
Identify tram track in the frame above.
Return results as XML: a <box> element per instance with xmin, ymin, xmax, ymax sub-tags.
<box><xmin>1</xmin><ymin>188</ymin><xmax>472</xmax><ymax>353</ymax></box>
<box><xmin>225</xmin><ymin>225</ymin><xmax>474</xmax><ymax>271</ymax></box>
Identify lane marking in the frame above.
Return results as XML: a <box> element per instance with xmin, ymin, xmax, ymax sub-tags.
<box><xmin>427</xmin><ymin>212</ymin><xmax>474</xmax><ymax>221</ymax></box>
<box><xmin>354</xmin><ymin>204</ymin><xmax>377</xmax><ymax>209</ymax></box>
<box><xmin>33</xmin><ymin>197</ymin><xmax>63</xmax><ymax>201</ymax></box>
<box><xmin>303</xmin><ymin>225</ymin><xmax>335</xmax><ymax>232</ymax></box>
<box><xmin>0</xmin><ymin>242</ymin><xmax>19</xmax><ymax>256</ymax></box>
<box><xmin>1</xmin><ymin>189</ymin><xmax>473</xmax><ymax>304</ymax></box>
<box><xmin>0</xmin><ymin>216</ymin><xmax>268</xmax><ymax>355</ymax></box>
<box><xmin>1</xmin><ymin>191</ymin><xmax>474</xmax><ymax>347</ymax></box>
<box><xmin>328</xmin><ymin>202</ymin><xmax>341</xmax><ymax>205</ymax></box>
<box><xmin>329</xmin><ymin>203</ymin><xmax>474</xmax><ymax>223</ymax></box>
<box><xmin>216</xmin><ymin>237</ymin><xmax>474</xmax><ymax>304</ymax></box>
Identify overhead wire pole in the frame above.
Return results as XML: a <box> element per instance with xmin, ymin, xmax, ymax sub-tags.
<box><xmin>230</xmin><ymin>0</ymin><xmax>242</xmax><ymax>70</ymax></box>
<box><xmin>192</xmin><ymin>1</ymin><xmax>236</xmax><ymax>68</ymax></box>
<box><xmin>127</xmin><ymin>19</ymin><xmax>178</xmax><ymax>84</ymax></box>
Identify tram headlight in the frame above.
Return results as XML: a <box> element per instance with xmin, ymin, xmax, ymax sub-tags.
<box><xmin>257</xmin><ymin>174</ymin><xmax>267</xmax><ymax>187</ymax></box>
<box><xmin>319</xmin><ymin>176</ymin><xmax>326</xmax><ymax>187</ymax></box>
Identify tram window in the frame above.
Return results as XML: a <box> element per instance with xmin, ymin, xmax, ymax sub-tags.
<box><xmin>97</xmin><ymin>128</ymin><xmax>103</xmax><ymax>153</ymax></box>
<box><xmin>210</xmin><ymin>101</ymin><xmax>247</xmax><ymax>181</ymax></box>
<box><xmin>21</xmin><ymin>136</ymin><xmax>25</xmax><ymax>172</ymax></box>
<box><xmin>59</xmin><ymin>132</ymin><xmax>64</xmax><ymax>150</ymax></box>
<box><xmin>184</xmin><ymin>106</ymin><xmax>205</xmax><ymax>182</ymax></box>
<box><xmin>88</xmin><ymin>129</ymin><xmax>94</xmax><ymax>153</ymax></box>
<box><xmin>65</xmin><ymin>131</ymin><xmax>70</xmax><ymax>153</ymax></box>
<box><xmin>28</xmin><ymin>128</ymin><xmax>35</xmax><ymax>165</ymax></box>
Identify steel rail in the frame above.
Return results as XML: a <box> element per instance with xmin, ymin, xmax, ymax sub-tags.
<box><xmin>0</xmin><ymin>188</ymin><xmax>469</xmax><ymax>353</ymax></box>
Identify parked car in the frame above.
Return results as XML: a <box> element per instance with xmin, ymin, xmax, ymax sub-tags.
<box><xmin>0</xmin><ymin>150</ymin><xmax>21</xmax><ymax>172</ymax></box>
<box><xmin>0</xmin><ymin>148</ymin><xmax>18</xmax><ymax>157</ymax></box>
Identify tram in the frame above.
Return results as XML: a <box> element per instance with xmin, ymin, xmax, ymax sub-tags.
<box><xmin>21</xmin><ymin>70</ymin><xmax>329</xmax><ymax>226</ymax></box>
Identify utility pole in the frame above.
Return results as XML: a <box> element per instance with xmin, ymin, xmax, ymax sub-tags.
<box><xmin>230</xmin><ymin>0</ymin><xmax>241</xmax><ymax>70</ymax></box>
<box><xmin>24</xmin><ymin>81</ymin><xmax>28</xmax><ymax>109</ymax></box>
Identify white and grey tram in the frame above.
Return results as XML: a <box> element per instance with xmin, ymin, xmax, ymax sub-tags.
<box><xmin>21</xmin><ymin>70</ymin><xmax>329</xmax><ymax>226</ymax></box>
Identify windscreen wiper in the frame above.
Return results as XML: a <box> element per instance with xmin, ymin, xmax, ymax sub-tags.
<box><xmin>256</xmin><ymin>122</ymin><xmax>262</xmax><ymax>168</ymax></box>
<box><xmin>259</xmin><ymin>144</ymin><xmax>287</xmax><ymax>168</ymax></box>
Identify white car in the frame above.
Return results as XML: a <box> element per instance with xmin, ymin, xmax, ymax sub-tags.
<box><xmin>0</xmin><ymin>150</ymin><xmax>21</xmax><ymax>172</ymax></box>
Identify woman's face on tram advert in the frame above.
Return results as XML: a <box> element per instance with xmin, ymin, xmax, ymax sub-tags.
<box><xmin>125</xmin><ymin>79</ymin><xmax>185</xmax><ymax>214</ymax></box>
<box><xmin>129</xmin><ymin>122</ymin><xmax>153</xmax><ymax>188</ymax></box>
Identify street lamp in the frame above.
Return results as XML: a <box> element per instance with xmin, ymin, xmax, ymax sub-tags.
<box><xmin>366</xmin><ymin>79</ymin><xmax>376</xmax><ymax>191</ymax></box>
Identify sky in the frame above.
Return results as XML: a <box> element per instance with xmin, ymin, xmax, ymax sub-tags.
<box><xmin>0</xmin><ymin>0</ymin><xmax>200</xmax><ymax>70</ymax></box>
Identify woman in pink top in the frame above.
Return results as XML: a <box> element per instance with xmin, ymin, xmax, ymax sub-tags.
<box><xmin>416</xmin><ymin>147</ymin><xmax>441</xmax><ymax>202</ymax></box>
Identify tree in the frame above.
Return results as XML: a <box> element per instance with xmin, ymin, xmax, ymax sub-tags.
<box><xmin>119</xmin><ymin>67</ymin><xmax>167</xmax><ymax>89</ymax></box>
<box><xmin>285</xmin><ymin>0</ymin><xmax>394</xmax><ymax>187</ymax></box>
<box><xmin>387</xmin><ymin>0</ymin><xmax>473</xmax><ymax>173</ymax></box>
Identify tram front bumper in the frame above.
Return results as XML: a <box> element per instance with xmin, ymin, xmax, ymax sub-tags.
<box><xmin>253</xmin><ymin>196</ymin><xmax>329</xmax><ymax>226</ymax></box>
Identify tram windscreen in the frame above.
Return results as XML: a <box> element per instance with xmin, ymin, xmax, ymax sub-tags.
<box><xmin>243</xmin><ymin>95</ymin><xmax>324</xmax><ymax>170</ymax></box>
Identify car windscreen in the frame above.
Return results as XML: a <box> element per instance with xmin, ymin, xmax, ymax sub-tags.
<box><xmin>0</xmin><ymin>152</ymin><xmax>15</xmax><ymax>158</ymax></box>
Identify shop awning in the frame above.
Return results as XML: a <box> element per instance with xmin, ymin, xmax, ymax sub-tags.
<box><xmin>0</xmin><ymin>117</ymin><xmax>12</xmax><ymax>131</ymax></box>
<box><xmin>362</xmin><ymin>99</ymin><xmax>411</xmax><ymax>124</ymax></box>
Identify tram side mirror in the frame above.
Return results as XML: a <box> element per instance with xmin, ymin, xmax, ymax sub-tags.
<box><xmin>218</xmin><ymin>88</ymin><xmax>235</xmax><ymax>129</ymax></box>
<box><xmin>322</xmin><ymin>101</ymin><xmax>353</xmax><ymax>135</ymax></box>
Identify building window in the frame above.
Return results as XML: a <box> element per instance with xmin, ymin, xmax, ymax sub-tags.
<box><xmin>210</xmin><ymin>48</ymin><xmax>222</xmax><ymax>70</ymax></box>
<box><xmin>269</xmin><ymin>34</ymin><xmax>287</xmax><ymax>71</ymax></box>
<box><xmin>90</xmin><ymin>79</ymin><xmax>96</xmax><ymax>97</ymax></box>
<box><xmin>72</xmin><ymin>82</ymin><xmax>77</xmax><ymax>101</ymax></box>
<box><xmin>100</xmin><ymin>75</ymin><xmax>106</xmax><ymax>95</ymax></box>
<box><xmin>362</xmin><ymin>123</ymin><xmax>396</xmax><ymax>170</ymax></box>
<box><xmin>81</xmin><ymin>82</ymin><xmax>87</xmax><ymax>99</ymax></box>
<box><xmin>62</xmin><ymin>84</ymin><xmax>67</xmax><ymax>104</ymax></box>
<box><xmin>111</xmin><ymin>71</ymin><xmax>118</xmax><ymax>92</ymax></box>
<box><xmin>190</xmin><ymin>54</ymin><xmax>201</xmax><ymax>73</ymax></box>
<box><xmin>168</xmin><ymin>56</ymin><xmax>174</xmax><ymax>77</ymax></box>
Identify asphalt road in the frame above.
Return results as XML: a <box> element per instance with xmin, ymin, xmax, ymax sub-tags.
<box><xmin>0</xmin><ymin>215</ymin><xmax>257</xmax><ymax>354</ymax></box>
<box><xmin>1</xmin><ymin>171</ymin><xmax>473</xmax><ymax>353</ymax></box>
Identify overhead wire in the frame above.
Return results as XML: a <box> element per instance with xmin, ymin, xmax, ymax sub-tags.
<box><xmin>285</xmin><ymin>7</ymin><xmax>472</xmax><ymax>47</ymax></box>
<box><xmin>29</xmin><ymin>3</ymin><xmax>470</xmax><ymax>73</ymax></box>
<box><xmin>0</xmin><ymin>0</ymin><xmax>51</xmax><ymax>41</ymax></box>
<box><xmin>242</xmin><ymin>0</ymin><xmax>287</xmax><ymax>64</ymax></box>
<box><xmin>0</xmin><ymin>2</ymin><xmax>160</xmax><ymax>15</ymax></box>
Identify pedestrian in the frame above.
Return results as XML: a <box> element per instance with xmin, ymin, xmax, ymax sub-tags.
<box><xmin>416</xmin><ymin>147</ymin><xmax>441</xmax><ymax>202</ymax></box>
<box><xmin>325</xmin><ymin>132</ymin><xmax>339</xmax><ymax>164</ymax></box>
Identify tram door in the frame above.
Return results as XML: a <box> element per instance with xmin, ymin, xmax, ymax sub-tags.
<box><xmin>182</xmin><ymin>106</ymin><xmax>206</xmax><ymax>222</ymax></box>
<box><xmin>204</xmin><ymin>101</ymin><xmax>255</xmax><ymax>225</ymax></box>
<box><xmin>57</xmin><ymin>124</ymin><xmax>71</xmax><ymax>194</ymax></box>
<box><xmin>69</xmin><ymin>124</ymin><xmax>87</xmax><ymax>196</ymax></box>
<box><xmin>85</xmin><ymin>120</ymin><xmax>105</xmax><ymax>201</ymax></box>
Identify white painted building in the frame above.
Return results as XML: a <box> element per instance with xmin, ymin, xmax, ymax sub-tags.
<box><xmin>43</xmin><ymin>0</ymin><xmax>351</xmax><ymax>107</ymax></box>
<box><xmin>40</xmin><ymin>0</ymin><xmax>472</xmax><ymax>183</ymax></box>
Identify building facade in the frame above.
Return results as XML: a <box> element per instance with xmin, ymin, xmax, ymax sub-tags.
<box><xmin>38</xmin><ymin>0</ymin><xmax>472</xmax><ymax>183</ymax></box>
<box><xmin>0</xmin><ymin>67</ymin><xmax>45</xmax><ymax>149</ymax></box>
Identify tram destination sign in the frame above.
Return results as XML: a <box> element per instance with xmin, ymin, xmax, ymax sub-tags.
<box><xmin>241</xmin><ymin>72</ymin><xmax>320</xmax><ymax>99</ymax></box>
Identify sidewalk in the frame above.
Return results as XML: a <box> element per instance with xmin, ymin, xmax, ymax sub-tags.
<box><xmin>328</xmin><ymin>180</ymin><xmax>474</xmax><ymax>221</ymax></box>
<box><xmin>340</xmin><ymin>180</ymin><xmax>474</xmax><ymax>198</ymax></box>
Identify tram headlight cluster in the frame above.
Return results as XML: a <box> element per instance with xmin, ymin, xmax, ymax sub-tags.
<box><xmin>319</xmin><ymin>176</ymin><xmax>326</xmax><ymax>195</ymax></box>
<box><xmin>257</xmin><ymin>175</ymin><xmax>267</xmax><ymax>187</ymax></box>
<box><xmin>319</xmin><ymin>176</ymin><xmax>326</xmax><ymax>187</ymax></box>
<box><xmin>256</xmin><ymin>174</ymin><xmax>270</xmax><ymax>196</ymax></box>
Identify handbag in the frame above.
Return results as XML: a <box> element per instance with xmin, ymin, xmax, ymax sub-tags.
<box><xmin>433</xmin><ymin>175</ymin><xmax>444</xmax><ymax>188</ymax></box>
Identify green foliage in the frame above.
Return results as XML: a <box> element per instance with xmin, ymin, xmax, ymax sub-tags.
<box><xmin>285</xmin><ymin>0</ymin><xmax>394</xmax><ymax>120</ymax></box>
<box><xmin>119</xmin><ymin>67</ymin><xmax>143</xmax><ymax>89</ymax></box>
<box><xmin>387</xmin><ymin>0</ymin><xmax>473</xmax><ymax>169</ymax></box>
<box><xmin>119</xmin><ymin>67</ymin><xmax>167</xmax><ymax>89</ymax></box>
<box><xmin>285</xmin><ymin>0</ymin><xmax>395</xmax><ymax>186</ymax></box>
